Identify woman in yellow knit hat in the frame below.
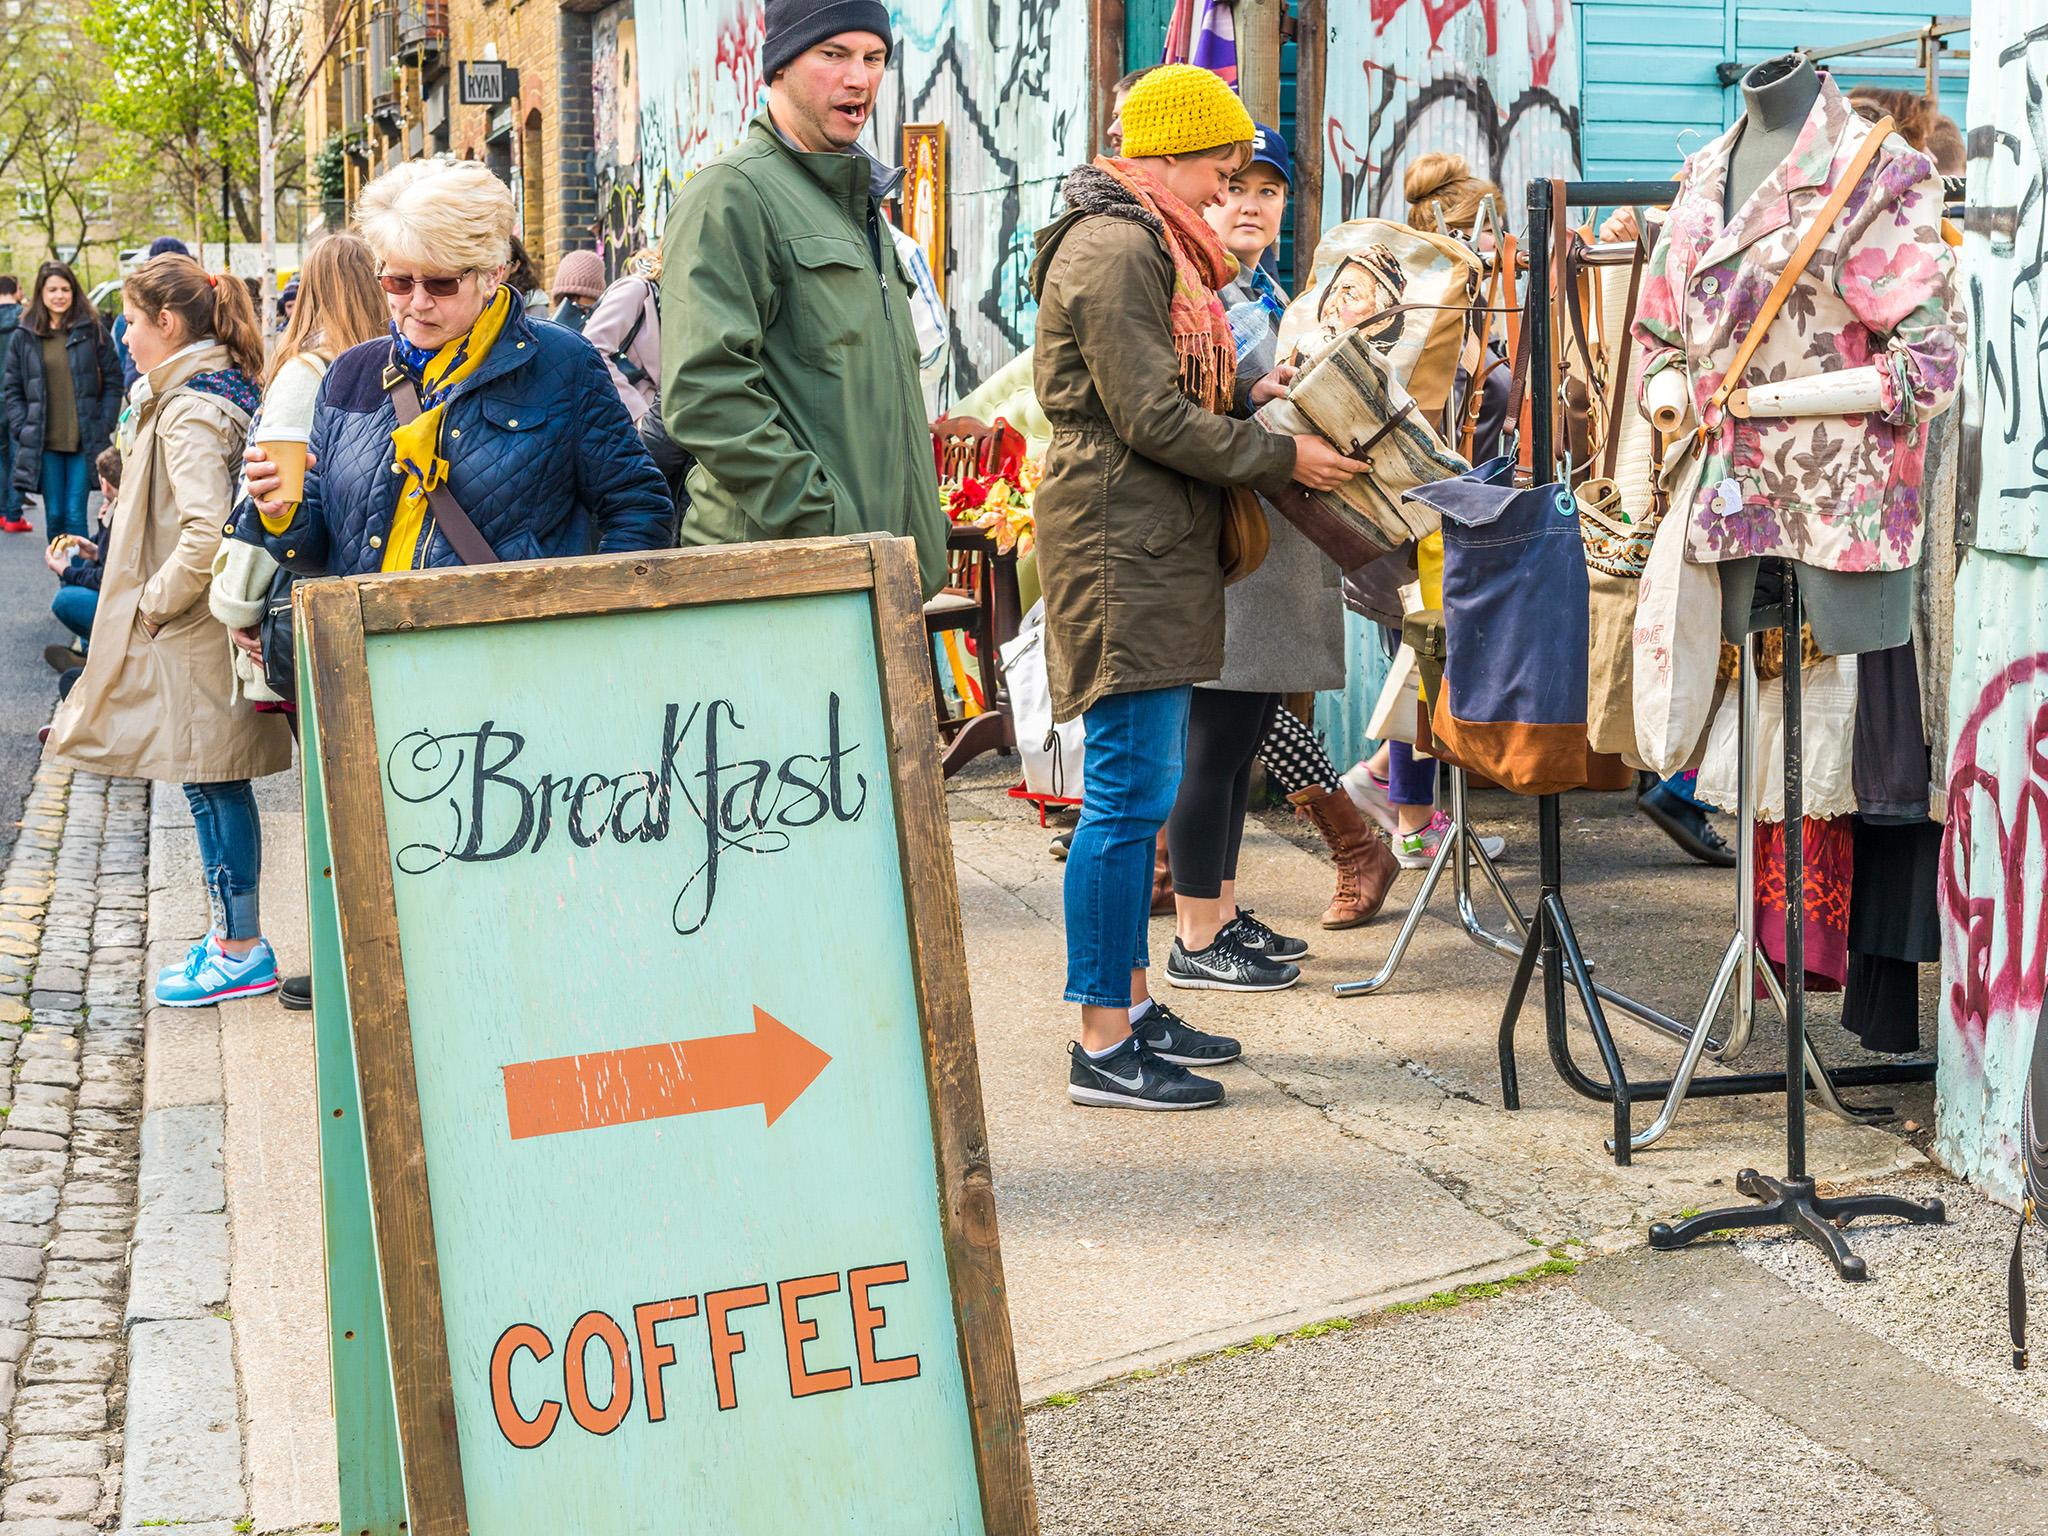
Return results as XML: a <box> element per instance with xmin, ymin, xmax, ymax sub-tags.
<box><xmin>1030</xmin><ymin>63</ymin><xmax>1364</xmax><ymax>1111</ymax></box>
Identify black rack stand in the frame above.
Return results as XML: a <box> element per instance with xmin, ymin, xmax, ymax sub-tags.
<box><xmin>1648</xmin><ymin>568</ymin><xmax>1946</xmax><ymax>1278</ymax></box>
<box><xmin>1495</xmin><ymin>178</ymin><xmax>1936</xmax><ymax>1174</ymax></box>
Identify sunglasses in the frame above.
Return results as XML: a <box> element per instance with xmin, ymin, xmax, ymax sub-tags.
<box><xmin>377</xmin><ymin>269</ymin><xmax>473</xmax><ymax>297</ymax></box>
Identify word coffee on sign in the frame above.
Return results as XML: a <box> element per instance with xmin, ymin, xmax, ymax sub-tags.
<box><xmin>381</xmin><ymin>693</ymin><xmax>869</xmax><ymax>936</ymax></box>
<box><xmin>490</xmin><ymin>1262</ymin><xmax>924</xmax><ymax>1447</ymax></box>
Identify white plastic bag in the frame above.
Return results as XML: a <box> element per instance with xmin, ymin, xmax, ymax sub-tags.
<box><xmin>1631</xmin><ymin>462</ymin><xmax>1720</xmax><ymax>775</ymax></box>
<box><xmin>999</xmin><ymin>600</ymin><xmax>1085</xmax><ymax>800</ymax></box>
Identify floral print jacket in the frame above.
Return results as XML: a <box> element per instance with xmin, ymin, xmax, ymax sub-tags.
<box><xmin>1632</xmin><ymin>75</ymin><xmax>1961</xmax><ymax>572</ymax></box>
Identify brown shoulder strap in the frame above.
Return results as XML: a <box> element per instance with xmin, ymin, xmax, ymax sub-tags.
<box><xmin>384</xmin><ymin>365</ymin><xmax>500</xmax><ymax>567</ymax></box>
<box><xmin>1706</xmin><ymin>114</ymin><xmax>1894</xmax><ymax>422</ymax></box>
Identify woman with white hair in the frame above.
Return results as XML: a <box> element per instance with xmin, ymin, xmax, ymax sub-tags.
<box><xmin>235</xmin><ymin>156</ymin><xmax>669</xmax><ymax>574</ymax></box>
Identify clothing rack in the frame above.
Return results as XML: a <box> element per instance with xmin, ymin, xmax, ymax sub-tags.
<box><xmin>1647</xmin><ymin>561</ymin><xmax>1946</xmax><ymax>1277</ymax></box>
<box><xmin>1495</xmin><ymin>178</ymin><xmax>1936</xmax><ymax>1170</ymax></box>
<box><xmin>1332</xmin><ymin>766</ymin><xmax>1530</xmax><ymax>998</ymax></box>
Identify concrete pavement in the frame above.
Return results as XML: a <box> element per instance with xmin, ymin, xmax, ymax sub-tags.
<box><xmin>63</xmin><ymin>746</ymin><xmax>2031</xmax><ymax>1535</ymax></box>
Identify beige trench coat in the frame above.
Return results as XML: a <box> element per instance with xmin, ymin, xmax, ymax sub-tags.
<box><xmin>47</xmin><ymin>344</ymin><xmax>291</xmax><ymax>783</ymax></box>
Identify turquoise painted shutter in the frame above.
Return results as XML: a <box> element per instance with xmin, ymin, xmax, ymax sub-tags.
<box><xmin>1576</xmin><ymin>0</ymin><xmax>1971</xmax><ymax>184</ymax></box>
<box><xmin>1125</xmin><ymin>0</ymin><xmax>1176</xmax><ymax>64</ymax></box>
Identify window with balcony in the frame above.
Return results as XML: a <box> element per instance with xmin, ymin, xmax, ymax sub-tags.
<box><xmin>369</xmin><ymin>8</ymin><xmax>398</xmax><ymax>112</ymax></box>
<box><xmin>397</xmin><ymin>0</ymin><xmax>447</xmax><ymax>64</ymax></box>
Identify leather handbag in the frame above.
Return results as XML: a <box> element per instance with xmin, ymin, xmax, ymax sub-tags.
<box><xmin>1258</xmin><ymin>326</ymin><xmax>1468</xmax><ymax>568</ymax></box>
<box><xmin>384</xmin><ymin>367</ymin><xmax>501</xmax><ymax>566</ymax></box>
<box><xmin>1219</xmin><ymin>484</ymin><xmax>1270</xmax><ymax>586</ymax></box>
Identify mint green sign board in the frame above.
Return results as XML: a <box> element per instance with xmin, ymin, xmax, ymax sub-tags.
<box><xmin>315</xmin><ymin>562</ymin><xmax>1021</xmax><ymax>1533</ymax></box>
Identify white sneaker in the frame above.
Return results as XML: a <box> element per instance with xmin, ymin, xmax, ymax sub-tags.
<box><xmin>1396</xmin><ymin>811</ymin><xmax>1506</xmax><ymax>870</ymax></box>
<box><xmin>1338</xmin><ymin>762</ymin><xmax>1402</xmax><ymax>835</ymax></box>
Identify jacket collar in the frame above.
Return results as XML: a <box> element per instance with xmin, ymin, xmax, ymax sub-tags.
<box><xmin>134</xmin><ymin>341</ymin><xmax>227</xmax><ymax>410</ymax></box>
<box><xmin>1689</xmin><ymin>72</ymin><xmax>1861</xmax><ymax>274</ymax></box>
<box><xmin>383</xmin><ymin>290</ymin><xmax>539</xmax><ymax>401</ymax></box>
<box><xmin>753</xmin><ymin>111</ymin><xmax>903</xmax><ymax>213</ymax></box>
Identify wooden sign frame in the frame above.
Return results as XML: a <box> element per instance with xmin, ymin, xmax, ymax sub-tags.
<box><xmin>300</xmin><ymin>536</ymin><xmax>1036</xmax><ymax>1535</ymax></box>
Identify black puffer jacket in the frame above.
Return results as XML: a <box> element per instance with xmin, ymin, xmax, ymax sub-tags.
<box><xmin>2</xmin><ymin>320</ymin><xmax>122</xmax><ymax>492</ymax></box>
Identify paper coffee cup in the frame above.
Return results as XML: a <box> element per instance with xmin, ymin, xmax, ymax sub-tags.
<box><xmin>258</xmin><ymin>432</ymin><xmax>310</xmax><ymax>503</ymax></box>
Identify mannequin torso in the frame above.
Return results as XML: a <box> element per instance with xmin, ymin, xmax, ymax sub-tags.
<box><xmin>1725</xmin><ymin>55</ymin><xmax>1821</xmax><ymax>218</ymax></box>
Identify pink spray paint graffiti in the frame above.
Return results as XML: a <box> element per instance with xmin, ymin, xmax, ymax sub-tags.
<box><xmin>1932</xmin><ymin>2</ymin><xmax>2048</xmax><ymax>1203</ymax></box>
<box><xmin>1942</xmin><ymin>652</ymin><xmax>2048</xmax><ymax>1069</ymax></box>
<box><xmin>1326</xmin><ymin>0</ymin><xmax>1577</xmax><ymax>225</ymax></box>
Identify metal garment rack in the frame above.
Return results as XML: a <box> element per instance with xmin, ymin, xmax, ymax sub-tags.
<box><xmin>1332</xmin><ymin>766</ymin><xmax>1531</xmax><ymax>998</ymax></box>
<box><xmin>1494</xmin><ymin>178</ymin><xmax>1936</xmax><ymax>1171</ymax></box>
<box><xmin>1648</xmin><ymin>562</ymin><xmax>1946</xmax><ymax>1278</ymax></box>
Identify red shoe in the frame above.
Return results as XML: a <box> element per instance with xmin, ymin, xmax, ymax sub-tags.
<box><xmin>0</xmin><ymin>518</ymin><xmax>31</xmax><ymax>534</ymax></box>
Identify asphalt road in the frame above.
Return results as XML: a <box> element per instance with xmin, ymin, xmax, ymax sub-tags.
<box><xmin>0</xmin><ymin>495</ymin><xmax>90</xmax><ymax>867</ymax></box>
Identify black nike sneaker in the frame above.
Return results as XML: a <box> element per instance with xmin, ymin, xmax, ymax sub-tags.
<box><xmin>1128</xmin><ymin>1001</ymin><xmax>1241</xmax><ymax>1065</ymax></box>
<box><xmin>1165</xmin><ymin>931</ymin><xmax>1301</xmax><ymax>993</ymax></box>
<box><xmin>1067</xmin><ymin>1037</ymin><xmax>1225</xmax><ymax>1111</ymax></box>
<box><xmin>1219</xmin><ymin>908</ymin><xmax>1310</xmax><ymax>962</ymax></box>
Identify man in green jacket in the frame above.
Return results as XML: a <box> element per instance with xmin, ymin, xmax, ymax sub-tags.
<box><xmin>658</xmin><ymin>0</ymin><xmax>946</xmax><ymax>596</ymax></box>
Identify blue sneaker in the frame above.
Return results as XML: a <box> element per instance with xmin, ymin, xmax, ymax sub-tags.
<box><xmin>157</xmin><ymin>935</ymin><xmax>220</xmax><ymax>985</ymax></box>
<box><xmin>155</xmin><ymin>938</ymin><xmax>280</xmax><ymax>1007</ymax></box>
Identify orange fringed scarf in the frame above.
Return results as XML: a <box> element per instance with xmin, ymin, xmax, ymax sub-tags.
<box><xmin>1093</xmin><ymin>155</ymin><xmax>1241</xmax><ymax>413</ymax></box>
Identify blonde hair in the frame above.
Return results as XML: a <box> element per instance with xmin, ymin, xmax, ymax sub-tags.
<box><xmin>1403</xmin><ymin>152</ymin><xmax>1501</xmax><ymax>234</ymax></box>
<box><xmin>269</xmin><ymin>232</ymin><xmax>387</xmax><ymax>387</ymax></box>
<box><xmin>355</xmin><ymin>157</ymin><xmax>515</xmax><ymax>276</ymax></box>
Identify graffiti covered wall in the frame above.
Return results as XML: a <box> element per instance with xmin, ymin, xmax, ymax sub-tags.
<box><xmin>592</xmin><ymin>0</ymin><xmax>643</xmax><ymax>275</ymax></box>
<box><xmin>1936</xmin><ymin>0</ymin><xmax>2048</xmax><ymax>1204</ymax></box>
<box><xmin>629</xmin><ymin>0</ymin><xmax>1088</xmax><ymax>398</ymax></box>
<box><xmin>1312</xmin><ymin>0</ymin><xmax>1580</xmax><ymax>772</ymax></box>
<box><xmin>1321</xmin><ymin>0</ymin><xmax>1580</xmax><ymax>227</ymax></box>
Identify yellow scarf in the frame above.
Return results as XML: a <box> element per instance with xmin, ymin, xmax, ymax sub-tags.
<box><xmin>384</xmin><ymin>286</ymin><xmax>513</xmax><ymax>571</ymax></box>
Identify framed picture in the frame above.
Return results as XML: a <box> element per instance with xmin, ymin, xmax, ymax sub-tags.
<box><xmin>901</xmin><ymin>121</ymin><xmax>947</xmax><ymax>301</ymax></box>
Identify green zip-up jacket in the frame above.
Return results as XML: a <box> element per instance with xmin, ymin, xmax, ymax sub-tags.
<box><xmin>660</xmin><ymin>113</ymin><xmax>946</xmax><ymax>595</ymax></box>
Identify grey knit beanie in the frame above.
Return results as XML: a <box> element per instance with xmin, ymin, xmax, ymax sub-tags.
<box><xmin>762</xmin><ymin>0</ymin><xmax>893</xmax><ymax>80</ymax></box>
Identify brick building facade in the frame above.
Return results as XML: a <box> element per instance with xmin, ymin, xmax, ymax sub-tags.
<box><xmin>305</xmin><ymin>0</ymin><xmax>610</xmax><ymax>289</ymax></box>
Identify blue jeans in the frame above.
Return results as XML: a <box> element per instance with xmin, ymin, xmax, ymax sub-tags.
<box><xmin>50</xmin><ymin>584</ymin><xmax>95</xmax><ymax>646</ymax></box>
<box><xmin>183</xmin><ymin>782</ymin><xmax>262</xmax><ymax>941</ymax></box>
<box><xmin>1063</xmin><ymin>685</ymin><xmax>1191</xmax><ymax>1007</ymax></box>
<box><xmin>39</xmin><ymin>450</ymin><xmax>90</xmax><ymax>541</ymax></box>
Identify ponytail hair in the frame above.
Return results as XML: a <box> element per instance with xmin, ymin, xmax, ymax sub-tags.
<box><xmin>123</xmin><ymin>254</ymin><xmax>265</xmax><ymax>379</ymax></box>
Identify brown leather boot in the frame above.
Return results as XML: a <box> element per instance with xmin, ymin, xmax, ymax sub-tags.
<box><xmin>1289</xmin><ymin>783</ymin><xmax>1399</xmax><ymax>929</ymax></box>
<box><xmin>1150</xmin><ymin>828</ymin><xmax>1175</xmax><ymax>915</ymax></box>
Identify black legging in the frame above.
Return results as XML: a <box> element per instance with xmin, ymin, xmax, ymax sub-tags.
<box><xmin>1166</xmin><ymin>688</ymin><xmax>1279</xmax><ymax>900</ymax></box>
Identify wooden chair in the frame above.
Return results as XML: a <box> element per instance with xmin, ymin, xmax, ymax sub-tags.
<box><xmin>926</xmin><ymin>415</ymin><xmax>1023</xmax><ymax>777</ymax></box>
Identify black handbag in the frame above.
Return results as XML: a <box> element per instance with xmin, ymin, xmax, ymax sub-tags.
<box><xmin>259</xmin><ymin>564</ymin><xmax>297</xmax><ymax>703</ymax></box>
<box><xmin>2010</xmin><ymin>991</ymin><xmax>2048</xmax><ymax>1367</ymax></box>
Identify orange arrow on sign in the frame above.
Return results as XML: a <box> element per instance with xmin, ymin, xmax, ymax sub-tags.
<box><xmin>501</xmin><ymin>1007</ymin><xmax>831</xmax><ymax>1140</ymax></box>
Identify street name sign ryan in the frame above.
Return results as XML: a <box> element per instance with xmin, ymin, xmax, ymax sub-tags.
<box><xmin>299</xmin><ymin>537</ymin><xmax>1035</xmax><ymax>1534</ymax></box>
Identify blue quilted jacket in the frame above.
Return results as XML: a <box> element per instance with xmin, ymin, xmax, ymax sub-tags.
<box><xmin>229</xmin><ymin>295</ymin><xmax>671</xmax><ymax>575</ymax></box>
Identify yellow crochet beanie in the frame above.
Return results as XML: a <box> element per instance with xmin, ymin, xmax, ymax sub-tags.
<box><xmin>1119</xmin><ymin>64</ymin><xmax>1256</xmax><ymax>160</ymax></box>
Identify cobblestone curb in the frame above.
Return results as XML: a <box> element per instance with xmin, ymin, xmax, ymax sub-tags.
<box><xmin>113</xmin><ymin>784</ymin><xmax>245</xmax><ymax>1536</ymax></box>
<box><xmin>0</xmin><ymin>767</ymin><xmax>148</xmax><ymax>1536</ymax></box>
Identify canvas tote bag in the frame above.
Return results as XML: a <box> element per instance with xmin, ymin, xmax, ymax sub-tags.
<box><xmin>1580</xmin><ymin>234</ymin><xmax>1658</xmax><ymax>763</ymax></box>
<box><xmin>1418</xmin><ymin>455</ymin><xmax>1596</xmax><ymax>797</ymax></box>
